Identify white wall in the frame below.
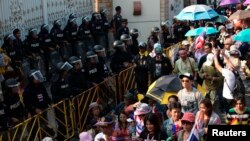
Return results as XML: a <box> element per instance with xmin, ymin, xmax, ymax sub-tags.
<box><xmin>112</xmin><ymin>0</ymin><xmax>161</xmax><ymax>42</ymax></box>
<box><xmin>0</xmin><ymin>0</ymin><xmax>94</xmax><ymax>45</ymax></box>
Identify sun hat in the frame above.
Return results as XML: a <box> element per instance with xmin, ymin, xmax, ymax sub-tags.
<box><xmin>88</xmin><ymin>102</ymin><xmax>99</xmax><ymax>110</ymax></box>
<box><xmin>218</xmin><ymin>25</ymin><xmax>225</xmax><ymax>31</ymax></box>
<box><xmin>42</xmin><ymin>137</ymin><xmax>53</xmax><ymax>141</ymax></box>
<box><xmin>134</xmin><ymin>103</ymin><xmax>152</xmax><ymax>116</ymax></box>
<box><xmin>79</xmin><ymin>132</ymin><xmax>93</xmax><ymax>141</ymax></box>
<box><xmin>181</xmin><ymin>112</ymin><xmax>195</xmax><ymax>123</ymax></box>
<box><xmin>229</xmin><ymin>45</ymin><xmax>241</xmax><ymax>57</ymax></box>
<box><xmin>179</xmin><ymin>73</ymin><xmax>193</xmax><ymax>80</ymax></box>
<box><xmin>95</xmin><ymin>115</ymin><xmax>114</xmax><ymax>127</ymax></box>
<box><xmin>204</xmin><ymin>53</ymin><xmax>214</xmax><ymax>66</ymax></box>
<box><xmin>182</xmin><ymin>40</ymin><xmax>190</xmax><ymax>46</ymax></box>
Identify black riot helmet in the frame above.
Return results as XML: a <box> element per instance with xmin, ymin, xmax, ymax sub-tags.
<box><xmin>151</xmin><ymin>26</ymin><xmax>160</xmax><ymax>33</ymax></box>
<box><xmin>29</xmin><ymin>69</ymin><xmax>46</xmax><ymax>83</ymax></box>
<box><xmin>138</xmin><ymin>41</ymin><xmax>147</xmax><ymax>49</ymax></box>
<box><xmin>29</xmin><ymin>28</ymin><xmax>38</xmax><ymax>38</ymax></box>
<box><xmin>5</xmin><ymin>78</ymin><xmax>20</xmax><ymax>88</ymax></box>
<box><xmin>113</xmin><ymin>40</ymin><xmax>125</xmax><ymax>48</ymax></box>
<box><xmin>41</xmin><ymin>24</ymin><xmax>49</xmax><ymax>32</ymax></box>
<box><xmin>54</xmin><ymin>20</ymin><xmax>62</xmax><ymax>28</ymax></box>
<box><xmin>69</xmin><ymin>13</ymin><xmax>76</xmax><ymax>20</ymax></box>
<box><xmin>92</xmin><ymin>12</ymin><xmax>102</xmax><ymax>21</ymax></box>
<box><xmin>86</xmin><ymin>51</ymin><xmax>99</xmax><ymax>64</ymax></box>
<box><xmin>56</xmin><ymin>61</ymin><xmax>73</xmax><ymax>72</ymax></box>
<box><xmin>4</xmin><ymin>34</ymin><xmax>15</xmax><ymax>45</ymax></box>
<box><xmin>93</xmin><ymin>45</ymin><xmax>106</xmax><ymax>57</ymax></box>
<box><xmin>129</xmin><ymin>28</ymin><xmax>139</xmax><ymax>39</ymax></box>
<box><xmin>68</xmin><ymin>56</ymin><xmax>81</xmax><ymax>65</ymax></box>
<box><xmin>69</xmin><ymin>18</ymin><xmax>77</xmax><ymax>25</ymax></box>
<box><xmin>82</xmin><ymin>16</ymin><xmax>91</xmax><ymax>24</ymax></box>
<box><xmin>120</xmin><ymin>34</ymin><xmax>131</xmax><ymax>41</ymax></box>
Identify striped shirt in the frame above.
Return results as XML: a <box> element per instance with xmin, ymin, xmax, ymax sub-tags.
<box><xmin>226</xmin><ymin>107</ymin><xmax>250</xmax><ymax>125</ymax></box>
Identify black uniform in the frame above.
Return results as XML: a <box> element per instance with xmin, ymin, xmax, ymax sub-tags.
<box><xmin>0</xmin><ymin>102</ymin><xmax>8</xmax><ymax>131</ymax></box>
<box><xmin>4</xmin><ymin>93</ymin><xmax>27</xmax><ymax>125</ymax></box>
<box><xmin>50</xmin><ymin>26</ymin><xmax>64</xmax><ymax>47</ymax></box>
<box><xmin>68</xmin><ymin>68</ymin><xmax>90</xmax><ymax>95</ymax></box>
<box><xmin>116</xmin><ymin>27</ymin><xmax>129</xmax><ymax>40</ymax></box>
<box><xmin>85</xmin><ymin>63</ymin><xmax>104</xmax><ymax>84</ymax></box>
<box><xmin>111</xmin><ymin>13</ymin><xmax>122</xmax><ymax>32</ymax></box>
<box><xmin>23</xmin><ymin>83</ymin><xmax>51</xmax><ymax>115</ymax></box>
<box><xmin>110</xmin><ymin>50</ymin><xmax>133</xmax><ymax>74</ymax></box>
<box><xmin>78</xmin><ymin>22</ymin><xmax>94</xmax><ymax>51</ymax></box>
<box><xmin>134</xmin><ymin>53</ymin><xmax>152</xmax><ymax>94</ymax></box>
<box><xmin>152</xmin><ymin>54</ymin><xmax>173</xmax><ymax>81</ymax></box>
<box><xmin>51</xmin><ymin>75</ymin><xmax>72</xmax><ymax>103</ymax></box>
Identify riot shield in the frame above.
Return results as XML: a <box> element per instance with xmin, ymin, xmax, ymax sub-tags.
<box><xmin>60</xmin><ymin>42</ymin><xmax>72</xmax><ymax>60</ymax></box>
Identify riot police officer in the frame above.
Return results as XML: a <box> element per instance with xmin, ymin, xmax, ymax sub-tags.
<box><xmin>50</xmin><ymin>20</ymin><xmax>64</xmax><ymax>48</ymax></box>
<box><xmin>147</xmin><ymin>27</ymin><xmax>160</xmax><ymax>52</ymax></box>
<box><xmin>91</xmin><ymin>12</ymin><xmax>106</xmax><ymax>49</ymax></box>
<box><xmin>120</xmin><ymin>34</ymin><xmax>133</xmax><ymax>55</ymax></box>
<box><xmin>133</xmin><ymin>42</ymin><xmax>153</xmax><ymax>94</ymax></box>
<box><xmin>39</xmin><ymin>24</ymin><xmax>55</xmax><ymax>79</ymax></box>
<box><xmin>160</xmin><ymin>22</ymin><xmax>171</xmax><ymax>48</ymax></box>
<box><xmin>78</xmin><ymin>16</ymin><xmax>94</xmax><ymax>51</ymax></box>
<box><xmin>93</xmin><ymin>45</ymin><xmax>110</xmax><ymax>78</ymax></box>
<box><xmin>2</xmin><ymin>34</ymin><xmax>19</xmax><ymax>68</ymax></box>
<box><xmin>51</xmin><ymin>61</ymin><xmax>73</xmax><ymax>103</ymax></box>
<box><xmin>4</xmin><ymin>78</ymin><xmax>28</xmax><ymax>126</ymax></box>
<box><xmin>13</xmin><ymin>28</ymin><xmax>25</xmax><ymax>60</ymax></box>
<box><xmin>68</xmin><ymin>56</ymin><xmax>90</xmax><ymax>95</ymax></box>
<box><xmin>24</xmin><ymin>28</ymin><xmax>43</xmax><ymax>70</ymax></box>
<box><xmin>110</xmin><ymin>40</ymin><xmax>133</xmax><ymax>74</ymax></box>
<box><xmin>129</xmin><ymin>28</ymin><xmax>139</xmax><ymax>56</ymax></box>
<box><xmin>85</xmin><ymin>51</ymin><xmax>104</xmax><ymax>84</ymax></box>
<box><xmin>64</xmin><ymin>17</ymin><xmax>78</xmax><ymax>44</ymax></box>
<box><xmin>100</xmin><ymin>9</ymin><xmax>110</xmax><ymax>53</ymax></box>
<box><xmin>23</xmin><ymin>70</ymin><xmax>51</xmax><ymax>115</ymax></box>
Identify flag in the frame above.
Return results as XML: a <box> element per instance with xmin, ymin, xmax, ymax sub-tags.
<box><xmin>187</xmin><ymin>112</ymin><xmax>204</xmax><ymax>141</ymax></box>
<box><xmin>194</xmin><ymin>31</ymin><xmax>206</xmax><ymax>50</ymax></box>
<box><xmin>187</xmin><ymin>125</ymin><xmax>200</xmax><ymax>141</ymax></box>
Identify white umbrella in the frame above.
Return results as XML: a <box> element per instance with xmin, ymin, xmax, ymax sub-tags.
<box><xmin>176</xmin><ymin>4</ymin><xmax>219</xmax><ymax>21</ymax></box>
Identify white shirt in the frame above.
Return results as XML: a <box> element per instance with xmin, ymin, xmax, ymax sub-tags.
<box><xmin>94</xmin><ymin>132</ymin><xmax>107</xmax><ymax>141</ymax></box>
<box><xmin>222</xmin><ymin>68</ymin><xmax>236</xmax><ymax>99</ymax></box>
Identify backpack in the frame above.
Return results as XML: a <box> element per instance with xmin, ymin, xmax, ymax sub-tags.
<box><xmin>226</xmin><ymin>71</ymin><xmax>245</xmax><ymax>98</ymax></box>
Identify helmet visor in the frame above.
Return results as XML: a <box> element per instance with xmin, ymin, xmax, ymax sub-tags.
<box><xmin>61</xmin><ymin>61</ymin><xmax>73</xmax><ymax>71</ymax></box>
<box><xmin>30</xmin><ymin>70</ymin><xmax>46</xmax><ymax>82</ymax></box>
<box><xmin>87</xmin><ymin>54</ymin><xmax>99</xmax><ymax>63</ymax></box>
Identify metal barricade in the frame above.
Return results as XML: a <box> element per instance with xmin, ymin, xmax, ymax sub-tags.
<box><xmin>117</xmin><ymin>66</ymin><xmax>136</xmax><ymax>102</ymax></box>
<box><xmin>0</xmin><ymin>41</ymin><xmax>181</xmax><ymax>140</ymax></box>
<box><xmin>72</xmin><ymin>75</ymin><xmax>118</xmax><ymax>133</ymax></box>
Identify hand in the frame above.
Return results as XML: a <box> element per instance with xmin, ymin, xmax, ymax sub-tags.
<box><xmin>123</xmin><ymin>62</ymin><xmax>130</xmax><ymax>68</ymax></box>
<box><xmin>212</xmin><ymin>48</ymin><xmax>219</xmax><ymax>56</ymax></box>
<box><xmin>35</xmin><ymin>108</ymin><xmax>42</xmax><ymax>114</ymax></box>
<box><xmin>11</xmin><ymin>117</ymin><xmax>20</xmax><ymax>123</ymax></box>
<box><xmin>133</xmin><ymin>101</ymin><xmax>141</xmax><ymax>108</ymax></box>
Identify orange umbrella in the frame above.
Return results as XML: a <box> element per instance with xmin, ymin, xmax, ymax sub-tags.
<box><xmin>229</xmin><ymin>10</ymin><xmax>250</xmax><ymax>20</ymax></box>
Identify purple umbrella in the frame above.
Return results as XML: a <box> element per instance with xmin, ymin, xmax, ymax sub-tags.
<box><xmin>244</xmin><ymin>0</ymin><xmax>250</xmax><ymax>5</ymax></box>
<box><xmin>219</xmin><ymin>0</ymin><xmax>241</xmax><ymax>6</ymax></box>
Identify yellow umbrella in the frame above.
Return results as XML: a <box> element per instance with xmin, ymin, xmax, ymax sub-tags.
<box><xmin>197</xmin><ymin>84</ymin><xmax>206</xmax><ymax>97</ymax></box>
<box><xmin>161</xmin><ymin>92</ymin><xmax>177</xmax><ymax>104</ymax></box>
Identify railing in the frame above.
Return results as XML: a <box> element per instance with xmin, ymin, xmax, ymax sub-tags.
<box><xmin>0</xmin><ymin>42</ymin><xmax>182</xmax><ymax>141</ymax></box>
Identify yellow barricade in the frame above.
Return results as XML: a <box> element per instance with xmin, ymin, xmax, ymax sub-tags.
<box><xmin>117</xmin><ymin>66</ymin><xmax>136</xmax><ymax>102</ymax></box>
<box><xmin>0</xmin><ymin>42</ymin><xmax>183</xmax><ymax>141</ymax></box>
<box><xmin>72</xmin><ymin>75</ymin><xmax>118</xmax><ymax>132</ymax></box>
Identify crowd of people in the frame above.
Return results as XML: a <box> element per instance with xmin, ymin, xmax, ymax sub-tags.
<box><xmin>0</xmin><ymin>2</ymin><xmax>250</xmax><ymax>141</ymax></box>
